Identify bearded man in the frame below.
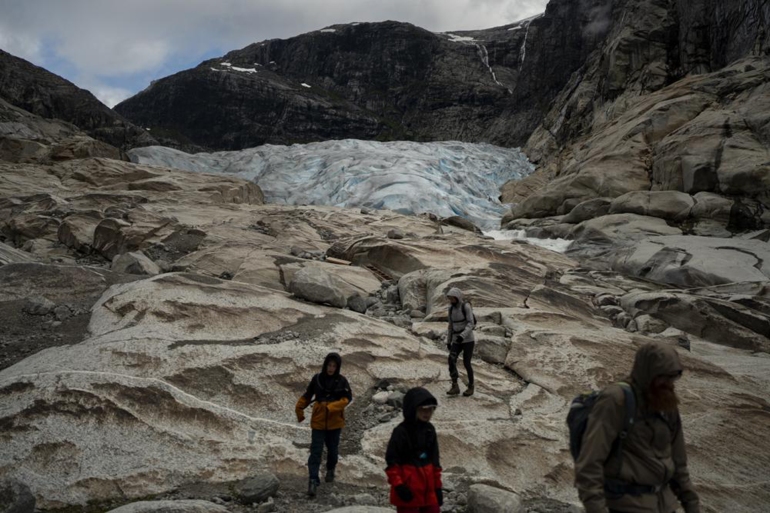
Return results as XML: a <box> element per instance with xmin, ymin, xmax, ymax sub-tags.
<box><xmin>575</xmin><ymin>341</ymin><xmax>701</xmax><ymax>513</ymax></box>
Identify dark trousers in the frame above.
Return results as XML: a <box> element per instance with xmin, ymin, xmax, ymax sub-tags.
<box><xmin>448</xmin><ymin>341</ymin><xmax>475</xmax><ymax>385</ymax></box>
<box><xmin>308</xmin><ymin>428</ymin><xmax>341</xmax><ymax>482</ymax></box>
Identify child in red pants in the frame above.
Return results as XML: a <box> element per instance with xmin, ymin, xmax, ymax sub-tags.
<box><xmin>385</xmin><ymin>387</ymin><xmax>443</xmax><ymax>513</ymax></box>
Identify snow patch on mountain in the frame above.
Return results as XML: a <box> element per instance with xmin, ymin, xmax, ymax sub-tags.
<box><xmin>128</xmin><ymin>140</ymin><xmax>534</xmax><ymax>229</ymax></box>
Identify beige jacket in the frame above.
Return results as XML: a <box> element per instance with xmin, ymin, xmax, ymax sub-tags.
<box><xmin>575</xmin><ymin>342</ymin><xmax>700</xmax><ymax>513</ymax></box>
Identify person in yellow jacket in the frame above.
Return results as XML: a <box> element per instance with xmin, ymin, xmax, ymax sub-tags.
<box><xmin>296</xmin><ymin>352</ymin><xmax>352</xmax><ymax>497</ymax></box>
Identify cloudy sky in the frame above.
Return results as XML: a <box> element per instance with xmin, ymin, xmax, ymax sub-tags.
<box><xmin>0</xmin><ymin>0</ymin><xmax>548</xmax><ymax>108</ymax></box>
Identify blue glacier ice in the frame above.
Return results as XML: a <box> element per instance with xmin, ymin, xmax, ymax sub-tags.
<box><xmin>128</xmin><ymin>139</ymin><xmax>534</xmax><ymax>229</ymax></box>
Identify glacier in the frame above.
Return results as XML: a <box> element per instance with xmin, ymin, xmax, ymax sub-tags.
<box><xmin>128</xmin><ymin>140</ymin><xmax>534</xmax><ymax>229</ymax></box>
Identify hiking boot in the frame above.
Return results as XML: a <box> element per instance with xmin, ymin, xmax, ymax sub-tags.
<box><xmin>463</xmin><ymin>383</ymin><xmax>475</xmax><ymax>397</ymax></box>
<box><xmin>447</xmin><ymin>381</ymin><xmax>460</xmax><ymax>396</ymax></box>
<box><xmin>325</xmin><ymin>468</ymin><xmax>335</xmax><ymax>483</ymax></box>
<box><xmin>307</xmin><ymin>479</ymin><xmax>319</xmax><ymax>497</ymax></box>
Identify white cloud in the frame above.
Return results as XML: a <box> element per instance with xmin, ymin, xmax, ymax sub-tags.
<box><xmin>83</xmin><ymin>81</ymin><xmax>134</xmax><ymax>108</ymax></box>
<box><xmin>0</xmin><ymin>30</ymin><xmax>43</xmax><ymax>64</ymax></box>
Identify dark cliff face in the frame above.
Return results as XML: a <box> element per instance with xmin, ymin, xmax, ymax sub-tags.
<box><xmin>524</xmin><ymin>0</ymin><xmax>770</xmax><ymax>164</ymax></box>
<box><xmin>115</xmin><ymin>4</ymin><xmax>614</xmax><ymax>152</ymax></box>
<box><xmin>0</xmin><ymin>49</ymin><xmax>155</xmax><ymax>150</ymax></box>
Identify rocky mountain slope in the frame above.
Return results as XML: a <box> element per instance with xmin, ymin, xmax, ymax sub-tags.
<box><xmin>0</xmin><ymin>115</ymin><xmax>769</xmax><ymax>512</ymax></box>
<box><xmin>0</xmin><ymin>49</ymin><xmax>156</xmax><ymax>151</ymax></box>
<box><xmin>498</xmin><ymin>0</ymin><xmax>770</xmax><ymax>291</ymax></box>
<box><xmin>114</xmin><ymin>0</ymin><xmax>615</xmax><ymax>151</ymax></box>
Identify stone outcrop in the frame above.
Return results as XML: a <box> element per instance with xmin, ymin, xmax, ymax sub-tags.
<box><xmin>0</xmin><ymin>50</ymin><xmax>156</xmax><ymax>151</ymax></box>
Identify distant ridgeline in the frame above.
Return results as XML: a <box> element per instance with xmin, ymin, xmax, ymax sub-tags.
<box><xmin>114</xmin><ymin>1</ymin><xmax>615</xmax><ymax>152</ymax></box>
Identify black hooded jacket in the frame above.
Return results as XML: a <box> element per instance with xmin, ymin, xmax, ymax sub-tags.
<box><xmin>385</xmin><ymin>387</ymin><xmax>442</xmax><ymax>507</ymax></box>
<box><xmin>296</xmin><ymin>352</ymin><xmax>352</xmax><ymax>430</ymax></box>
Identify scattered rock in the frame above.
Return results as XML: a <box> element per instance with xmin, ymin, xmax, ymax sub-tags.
<box><xmin>324</xmin><ymin>508</ymin><xmax>393</xmax><ymax>513</ymax></box>
<box><xmin>386</xmin><ymin>391</ymin><xmax>405</xmax><ymax>408</ymax></box>
<box><xmin>111</xmin><ymin>251</ymin><xmax>161</xmax><ymax>276</ymax></box>
<box><xmin>387</xmin><ymin>229</ymin><xmax>404</xmax><ymax>240</ymax></box>
<box><xmin>372</xmin><ymin>391</ymin><xmax>390</xmax><ymax>405</ymax></box>
<box><xmin>257</xmin><ymin>497</ymin><xmax>276</xmax><ymax>513</ymax></box>
<box><xmin>22</xmin><ymin>297</ymin><xmax>56</xmax><ymax>316</ymax></box>
<box><xmin>350</xmin><ymin>493</ymin><xmax>378</xmax><ymax>506</ymax></box>
<box><xmin>0</xmin><ymin>478</ymin><xmax>35</xmax><ymax>513</ymax></box>
<box><xmin>347</xmin><ymin>294</ymin><xmax>369</xmax><ymax>313</ymax></box>
<box><xmin>467</xmin><ymin>484</ymin><xmax>523</xmax><ymax>513</ymax></box>
<box><xmin>232</xmin><ymin>473</ymin><xmax>280</xmax><ymax>504</ymax></box>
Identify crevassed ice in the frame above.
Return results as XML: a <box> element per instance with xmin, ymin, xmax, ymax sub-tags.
<box><xmin>128</xmin><ymin>140</ymin><xmax>535</xmax><ymax>230</ymax></box>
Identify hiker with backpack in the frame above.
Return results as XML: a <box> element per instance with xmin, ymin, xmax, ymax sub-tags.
<box><xmin>570</xmin><ymin>341</ymin><xmax>700</xmax><ymax>513</ymax></box>
<box><xmin>445</xmin><ymin>287</ymin><xmax>476</xmax><ymax>397</ymax></box>
<box><xmin>295</xmin><ymin>352</ymin><xmax>353</xmax><ymax>497</ymax></box>
<box><xmin>385</xmin><ymin>387</ymin><xmax>443</xmax><ymax>513</ymax></box>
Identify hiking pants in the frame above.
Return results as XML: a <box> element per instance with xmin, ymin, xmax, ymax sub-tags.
<box><xmin>397</xmin><ymin>507</ymin><xmax>441</xmax><ymax>513</ymax></box>
<box><xmin>448</xmin><ymin>341</ymin><xmax>474</xmax><ymax>385</ymax></box>
<box><xmin>308</xmin><ymin>428</ymin><xmax>341</xmax><ymax>482</ymax></box>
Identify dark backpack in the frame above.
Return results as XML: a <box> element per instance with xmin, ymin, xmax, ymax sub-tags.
<box><xmin>567</xmin><ymin>382</ymin><xmax>636</xmax><ymax>464</ymax></box>
<box><xmin>450</xmin><ymin>301</ymin><xmax>478</xmax><ymax>327</ymax></box>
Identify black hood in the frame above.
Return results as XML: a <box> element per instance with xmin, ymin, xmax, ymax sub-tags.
<box><xmin>402</xmin><ymin>387</ymin><xmax>438</xmax><ymax>422</ymax></box>
<box><xmin>321</xmin><ymin>352</ymin><xmax>342</xmax><ymax>377</ymax></box>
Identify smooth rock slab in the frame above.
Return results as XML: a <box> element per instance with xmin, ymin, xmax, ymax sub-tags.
<box><xmin>467</xmin><ymin>484</ymin><xmax>523</xmax><ymax>513</ymax></box>
<box><xmin>105</xmin><ymin>500</ymin><xmax>228</xmax><ymax>513</ymax></box>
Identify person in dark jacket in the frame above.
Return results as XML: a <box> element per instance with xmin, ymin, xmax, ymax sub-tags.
<box><xmin>385</xmin><ymin>387</ymin><xmax>443</xmax><ymax>513</ymax></box>
<box><xmin>296</xmin><ymin>352</ymin><xmax>352</xmax><ymax>497</ymax></box>
<box><xmin>445</xmin><ymin>287</ymin><xmax>476</xmax><ymax>396</ymax></box>
<box><xmin>575</xmin><ymin>341</ymin><xmax>700</xmax><ymax>513</ymax></box>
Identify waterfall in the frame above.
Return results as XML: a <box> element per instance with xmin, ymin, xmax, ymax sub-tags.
<box><xmin>519</xmin><ymin>21</ymin><xmax>532</xmax><ymax>71</ymax></box>
<box><xmin>476</xmin><ymin>44</ymin><xmax>512</xmax><ymax>93</ymax></box>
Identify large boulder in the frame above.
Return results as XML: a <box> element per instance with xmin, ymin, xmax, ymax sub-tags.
<box><xmin>112</xmin><ymin>251</ymin><xmax>161</xmax><ymax>276</ymax></box>
<box><xmin>562</xmin><ymin>197</ymin><xmax>612</xmax><ymax>224</ymax></box>
<box><xmin>608</xmin><ymin>191</ymin><xmax>694</xmax><ymax>221</ymax></box>
<box><xmin>0</xmin><ymin>242</ymin><xmax>35</xmax><ymax>266</ymax></box>
<box><xmin>281</xmin><ymin>261</ymin><xmax>381</xmax><ymax>300</ymax></box>
<box><xmin>690</xmin><ymin>192</ymin><xmax>734</xmax><ymax>223</ymax></box>
<box><xmin>57</xmin><ymin>211</ymin><xmax>103</xmax><ymax>253</ymax></box>
<box><xmin>0</xmin><ymin>479</ymin><xmax>35</xmax><ymax>513</ymax></box>
<box><xmin>287</xmin><ymin>266</ymin><xmax>350</xmax><ymax>308</ymax></box>
<box><xmin>467</xmin><ymin>484</ymin><xmax>523</xmax><ymax>513</ymax></box>
<box><xmin>232</xmin><ymin>473</ymin><xmax>280</xmax><ymax>504</ymax></box>
<box><xmin>104</xmin><ymin>501</ymin><xmax>228</xmax><ymax>513</ymax></box>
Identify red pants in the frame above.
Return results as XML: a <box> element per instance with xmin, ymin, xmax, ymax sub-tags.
<box><xmin>397</xmin><ymin>507</ymin><xmax>440</xmax><ymax>513</ymax></box>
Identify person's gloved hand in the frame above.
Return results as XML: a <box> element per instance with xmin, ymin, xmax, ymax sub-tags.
<box><xmin>296</xmin><ymin>411</ymin><xmax>305</xmax><ymax>423</ymax></box>
<box><xmin>456</xmin><ymin>335</ymin><xmax>464</xmax><ymax>343</ymax></box>
<box><xmin>436</xmin><ymin>488</ymin><xmax>444</xmax><ymax>506</ymax></box>
<box><xmin>395</xmin><ymin>484</ymin><xmax>414</xmax><ymax>503</ymax></box>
